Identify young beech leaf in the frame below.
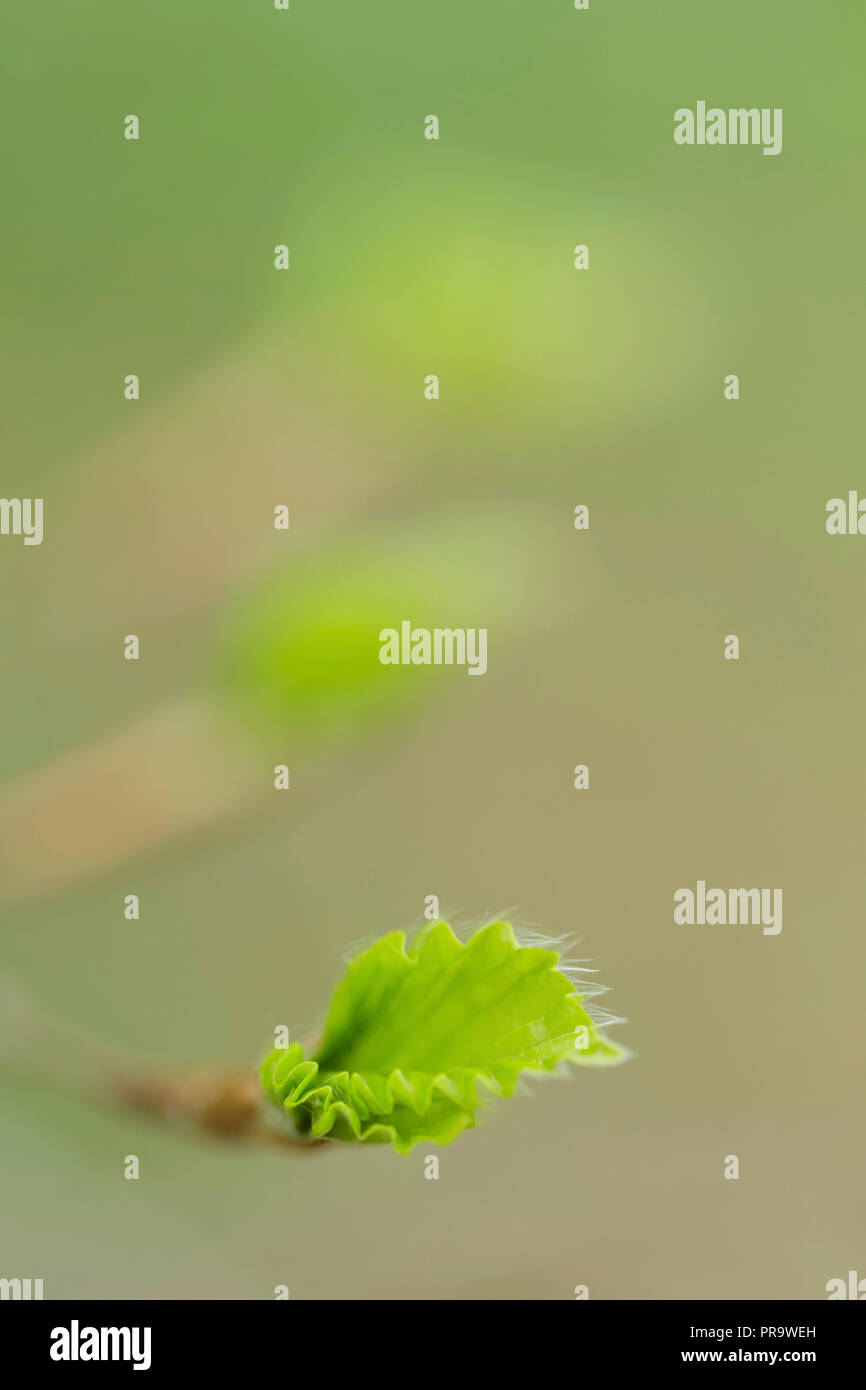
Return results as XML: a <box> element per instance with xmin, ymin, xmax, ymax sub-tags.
<box><xmin>260</xmin><ymin>920</ymin><xmax>625</xmax><ymax>1155</ymax></box>
<box><xmin>214</xmin><ymin>506</ymin><xmax>584</xmax><ymax>744</ymax></box>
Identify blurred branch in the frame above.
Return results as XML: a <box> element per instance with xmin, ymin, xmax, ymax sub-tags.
<box><xmin>0</xmin><ymin>969</ymin><xmax>325</xmax><ymax>1154</ymax></box>
<box><xmin>0</xmin><ymin>696</ymin><xmax>261</xmax><ymax>915</ymax></box>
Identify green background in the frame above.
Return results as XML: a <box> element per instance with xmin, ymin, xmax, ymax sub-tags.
<box><xmin>0</xmin><ymin>0</ymin><xmax>863</xmax><ymax>1298</ymax></box>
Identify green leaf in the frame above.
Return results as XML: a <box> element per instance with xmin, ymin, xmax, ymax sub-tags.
<box><xmin>260</xmin><ymin>920</ymin><xmax>625</xmax><ymax>1155</ymax></box>
<box><xmin>213</xmin><ymin>506</ymin><xmax>586</xmax><ymax>744</ymax></box>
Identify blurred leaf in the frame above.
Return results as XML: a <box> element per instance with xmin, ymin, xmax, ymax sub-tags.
<box><xmin>215</xmin><ymin>506</ymin><xmax>575</xmax><ymax>741</ymax></box>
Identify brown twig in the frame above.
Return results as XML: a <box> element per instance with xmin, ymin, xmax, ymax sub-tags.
<box><xmin>112</xmin><ymin>1065</ymin><xmax>327</xmax><ymax>1153</ymax></box>
<box><xmin>0</xmin><ymin>970</ymin><xmax>327</xmax><ymax>1153</ymax></box>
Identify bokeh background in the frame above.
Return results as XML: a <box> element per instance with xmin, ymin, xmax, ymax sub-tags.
<box><xmin>1</xmin><ymin>0</ymin><xmax>863</xmax><ymax>1299</ymax></box>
